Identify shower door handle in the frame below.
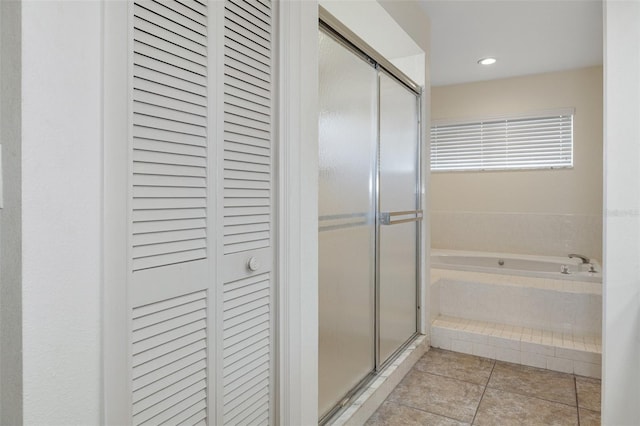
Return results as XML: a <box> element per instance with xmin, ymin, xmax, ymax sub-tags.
<box><xmin>379</xmin><ymin>210</ymin><xmax>423</xmax><ymax>226</ymax></box>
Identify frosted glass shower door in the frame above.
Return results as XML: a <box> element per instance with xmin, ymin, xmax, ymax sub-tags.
<box><xmin>318</xmin><ymin>30</ymin><xmax>377</xmax><ymax>418</ymax></box>
<box><xmin>378</xmin><ymin>72</ymin><xmax>420</xmax><ymax>365</ymax></box>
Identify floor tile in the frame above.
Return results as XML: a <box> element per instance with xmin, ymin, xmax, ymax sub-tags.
<box><xmin>474</xmin><ymin>388</ymin><xmax>578</xmax><ymax>426</ymax></box>
<box><xmin>365</xmin><ymin>401</ymin><xmax>469</xmax><ymax>426</ymax></box>
<box><xmin>578</xmin><ymin>408</ymin><xmax>601</xmax><ymax>426</ymax></box>
<box><xmin>387</xmin><ymin>369</ymin><xmax>484</xmax><ymax>423</ymax></box>
<box><xmin>414</xmin><ymin>348</ymin><xmax>494</xmax><ymax>385</ymax></box>
<box><xmin>487</xmin><ymin>361</ymin><xmax>576</xmax><ymax>406</ymax></box>
<box><xmin>575</xmin><ymin>376</ymin><xmax>601</xmax><ymax>412</ymax></box>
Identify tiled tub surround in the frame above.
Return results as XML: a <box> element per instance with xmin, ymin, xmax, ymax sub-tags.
<box><xmin>431</xmin><ymin>268</ymin><xmax>602</xmax><ymax>378</ymax></box>
<box><xmin>431</xmin><ymin>211</ymin><xmax>603</xmax><ymax>262</ymax></box>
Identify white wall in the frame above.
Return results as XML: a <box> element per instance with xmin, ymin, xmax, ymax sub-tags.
<box><xmin>21</xmin><ymin>1</ymin><xmax>102</xmax><ymax>423</ymax></box>
<box><xmin>0</xmin><ymin>1</ymin><xmax>22</xmax><ymax>423</ymax></box>
<box><xmin>602</xmin><ymin>1</ymin><xmax>640</xmax><ymax>423</ymax></box>
<box><xmin>431</xmin><ymin>67</ymin><xmax>603</xmax><ymax>261</ymax></box>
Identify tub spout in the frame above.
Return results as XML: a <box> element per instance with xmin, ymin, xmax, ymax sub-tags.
<box><xmin>568</xmin><ymin>253</ymin><xmax>590</xmax><ymax>264</ymax></box>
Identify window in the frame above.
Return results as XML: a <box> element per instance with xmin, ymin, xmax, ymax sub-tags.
<box><xmin>430</xmin><ymin>110</ymin><xmax>574</xmax><ymax>172</ymax></box>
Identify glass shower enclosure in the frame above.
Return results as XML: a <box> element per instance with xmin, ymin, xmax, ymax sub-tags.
<box><xmin>318</xmin><ymin>19</ymin><xmax>422</xmax><ymax>421</ymax></box>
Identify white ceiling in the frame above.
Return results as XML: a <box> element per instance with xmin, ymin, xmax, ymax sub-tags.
<box><xmin>419</xmin><ymin>0</ymin><xmax>603</xmax><ymax>86</ymax></box>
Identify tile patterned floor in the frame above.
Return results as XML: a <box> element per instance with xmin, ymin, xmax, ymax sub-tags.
<box><xmin>365</xmin><ymin>348</ymin><xmax>601</xmax><ymax>426</ymax></box>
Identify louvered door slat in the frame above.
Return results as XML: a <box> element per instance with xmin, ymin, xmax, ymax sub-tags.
<box><xmin>134</xmin><ymin>359</ymin><xmax>207</xmax><ymax>401</ymax></box>
<box><xmin>135</xmin><ymin>30</ymin><xmax>206</xmax><ymax>68</ymax></box>
<box><xmin>223</xmin><ymin>351</ymin><xmax>269</xmax><ymax>385</ymax></box>
<box><xmin>224</xmin><ymin>38</ymin><xmax>270</xmax><ymax>68</ymax></box>
<box><xmin>225</xmin><ymin>19</ymin><xmax>270</xmax><ymax>50</ymax></box>
<box><xmin>134</xmin><ymin>139</ymin><xmax>206</xmax><ymax>158</ymax></box>
<box><xmin>135</xmin><ymin>1</ymin><xmax>206</xmax><ymax>37</ymax></box>
<box><xmin>225</xmin><ymin>53</ymin><xmax>271</xmax><ymax>83</ymax></box>
<box><xmin>224</xmin><ymin>84</ymin><xmax>270</xmax><ymax>108</ymax></box>
<box><xmin>225</xmin><ymin>112</ymin><xmax>271</xmax><ymax>132</ymax></box>
<box><xmin>134</xmin><ymin>113</ymin><xmax>207</xmax><ymax>138</ymax></box>
<box><xmin>135</xmin><ymin>89</ymin><xmax>207</xmax><ymax>116</ymax></box>
<box><xmin>225</xmin><ymin>180</ymin><xmax>270</xmax><ymax>191</ymax></box>
<box><xmin>134</xmin><ymin>17</ymin><xmax>207</xmax><ymax>57</ymax></box>
<box><xmin>134</xmin><ymin>42</ymin><xmax>206</xmax><ymax>79</ymax></box>
<box><xmin>225</xmin><ymin>46</ymin><xmax>270</xmax><ymax>76</ymax></box>
<box><xmin>133</xmin><ymin>4</ymin><xmax>207</xmax><ymax>46</ymax></box>
<box><xmin>224</xmin><ymin>71</ymin><xmax>270</xmax><ymax>97</ymax></box>
<box><xmin>226</xmin><ymin>0</ymin><xmax>270</xmax><ymax>31</ymax></box>
<box><xmin>225</xmin><ymin>140</ymin><xmax>271</xmax><ymax>157</ymax></box>
<box><xmin>224</xmin><ymin>382</ymin><xmax>269</xmax><ymax>424</ymax></box>
<box><xmin>135</xmin><ymin>64</ymin><xmax>206</xmax><ymax>97</ymax></box>
<box><xmin>224</xmin><ymin>121</ymin><xmax>269</xmax><ymax>140</ymax></box>
<box><xmin>225</xmin><ymin>102</ymin><xmax>270</xmax><ymax>124</ymax></box>
<box><xmin>225</xmin><ymin>29</ymin><xmax>270</xmax><ymax>59</ymax></box>
<box><xmin>223</xmin><ymin>305</ymin><xmax>269</xmax><ymax>332</ymax></box>
<box><xmin>225</xmin><ymin>4</ymin><xmax>271</xmax><ymax>39</ymax></box>
<box><xmin>133</xmin><ymin>370</ymin><xmax>207</xmax><ymax>415</ymax></box>
<box><xmin>134</xmin><ymin>309</ymin><xmax>207</xmax><ymax>342</ymax></box>
<box><xmin>131</xmin><ymin>290</ymin><xmax>208</xmax><ymax>426</ymax></box>
<box><xmin>134</xmin><ymin>101</ymin><xmax>208</xmax><ymax>127</ymax></box>
<box><xmin>133</xmin><ymin>219</ymin><xmax>206</xmax><ymax>236</ymax></box>
<box><xmin>151</xmin><ymin>0</ymin><xmax>207</xmax><ymax>27</ymax></box>
<box><xmin>225</xmin><ymin>92</ymin><xmax>270</xmax><ymax>116</ymax></box>
<box><xmin>133</xmin><ymin>198</ymin><xmax>206</xmax><ymax>210</ymax></box>
<box><xmin>242</xmin><ymin>402</ymin><xmax>270</xmax><ymax>426</ymax></box>
<box><xmin>134</xmin><ymin>78</ymin><xmax>207</xmax><ymax>108</ymax></box>
<box><xmin>224</xmin><ymin>132</ymin><xmax>270</xmax><ymax>150</ymax></box>
<box><xmin>224</xmin><ymin>347</ymin><xmax>269</xmax><ymax>381</ymax></box>
<box><xmin>165</xmin><ymin>400</ymin><xmax>208</xmax><ymax>425</ymax></box>
<box><xmin>133</xmin><ymin>351</ymin><xmax>206</xmax><ymax>391</ymax></box>
<box><xmin>175</xmin><ymin>0</ymin><xmax>207</xmax><ymax>18</ymax></box>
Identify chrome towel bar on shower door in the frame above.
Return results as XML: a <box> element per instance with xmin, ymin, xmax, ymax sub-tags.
<box><xmin>379</xmin><ymin>210</ymin><xmax>423</xmax><ymax>226</ymax></box>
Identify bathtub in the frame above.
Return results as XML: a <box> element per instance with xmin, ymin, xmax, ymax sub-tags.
<box><xmin>429</xmin><ymin>249</ymin><xmax>602</xmax><ymax>377</ymax></box>
<box><xmin>431</xmin><ymin>249</ymin><xmax>602</xmax><ymax>283</ymax></box>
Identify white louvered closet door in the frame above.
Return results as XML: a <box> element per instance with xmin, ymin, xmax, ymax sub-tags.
<box><xmin>131</xmin><ymin>1</ymin><xmax>211</xmax><ymax>425</ymax></box>
<box><xmin>127</xmin><ymin>0</ymin><xmax>273</xmax><ymax>425</ymax></box>
<box><xmin>220</xmin><ymin>0</ymin><xmax>274</xmax><ymax>425</ymax></box>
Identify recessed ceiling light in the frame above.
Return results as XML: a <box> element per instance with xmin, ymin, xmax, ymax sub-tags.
<box><xmin>478</xmin><ymin>57</ymin><xmax>497</xmax><ymax>65</ymax></box>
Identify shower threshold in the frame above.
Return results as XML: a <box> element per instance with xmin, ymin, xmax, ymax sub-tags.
<box><xmin>322</xmin><ymin>334</ymin><xmax>429</xmax><ymax>426</ymax></box>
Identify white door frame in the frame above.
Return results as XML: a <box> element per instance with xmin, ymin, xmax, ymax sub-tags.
<box><xmin>276</xmin><ymin>1</ymin><xmax>320</xmax><ymax>424</ymax></box>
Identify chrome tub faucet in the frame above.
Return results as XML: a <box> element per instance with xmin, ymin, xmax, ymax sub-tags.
<box><xmin>568</xmin><ymin>253</ymin><xmax>590</xmax><ymax>264</ymax></box>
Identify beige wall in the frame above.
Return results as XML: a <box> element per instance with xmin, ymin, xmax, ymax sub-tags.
<box><xmin>431</xmin><ymin>66</ymin><xmax>603</xmax><ymax>260</ymax></box>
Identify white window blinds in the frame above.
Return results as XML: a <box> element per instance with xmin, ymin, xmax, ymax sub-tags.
<box><xmin>430</xmin><ymin>110</ymin><xmax>574</xmax><ymax>172</ymax></box>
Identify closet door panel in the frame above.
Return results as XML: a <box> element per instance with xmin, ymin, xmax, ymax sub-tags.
<box><xmin>129</xmin><ymin>1</ymin><xmax>211</xmax><ymax>424</ymax></box>
<box><xmin>221</xmin><ymin>0</ymin><xmax>274</xmax><ymax>424</ymax></box>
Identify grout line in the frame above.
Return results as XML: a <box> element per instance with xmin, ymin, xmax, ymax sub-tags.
<box><xmin>484</xmin><ymin>362</ymin><xmax>580</xmax><ymax>409</ymax></box>
<box><xmin>412</xmin><ymin>367</ymin><xmax>492</xmax><ymax>388</ymax></box>
<box><xmin>471</xmin><ymin>359</ymin><xmax>495</xmax><ymax>425</ymax></box>
<box><xmin>575</xmin><ymin>376</ymin><xmax>581</xmax><ymax>426</ymax></box>
<box><xmin>484</xmin><ymin>382</ymin><xmax>580</xmax><ymax>410</ymax></box>
<box><xmin>390</xmin><ymin>400</ymin><xmax>471</xmax><ymax>424</ymax></box>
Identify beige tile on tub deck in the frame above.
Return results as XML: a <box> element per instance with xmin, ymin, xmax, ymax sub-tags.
<box><xmin>387</xmin><ymin>369</ymin><xmax>483</xmax><ymax>423</ymax></box>
<box><xmin>474</xmin><ymin>388</ymin><xmax>578</xmax><ymax>426</ymax></box>
<box><xmin>488</xmin><ymin>361</ymin><xmax>577</xmax><ymax>406</ymax></box>
<box><xmin>576</xmin><ymin>376</ymin><xmax>601</xmax><ymax>412</ymax></box>
<box><xmin>364</xmin><ymin>401</ymin><xmax>468</xmax><ymax>426</ymax></box>
<box><xmin>414</xmin><ymin>348</ymin><xmax>494</xmax><ymax>385</ymax></box>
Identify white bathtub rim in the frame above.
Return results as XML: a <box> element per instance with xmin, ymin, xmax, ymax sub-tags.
<box><xmin>431</xmin><ymin>248</ymin><xmax>602</xmax><ymax>283</ymax></box>
<box><xmin>432</xmin><ymin>248</ymin><xmax>602</xmax><ymax>267</ymax></box>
